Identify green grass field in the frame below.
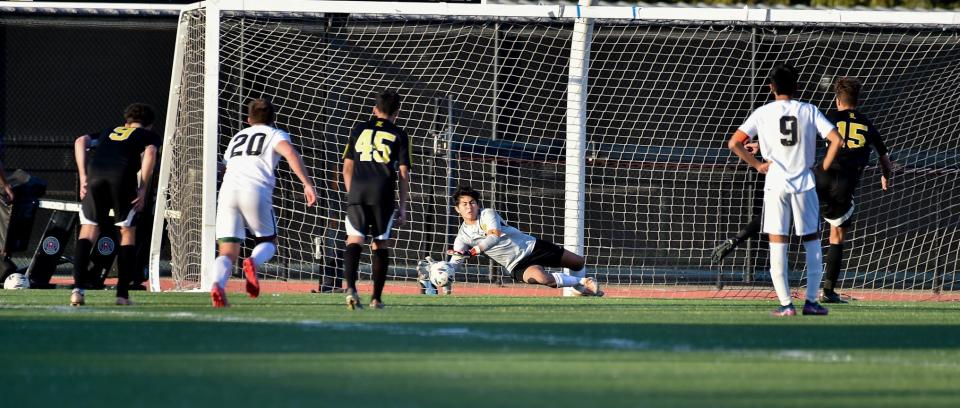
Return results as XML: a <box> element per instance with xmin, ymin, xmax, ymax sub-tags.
<box><xmin>2</xmin><ymin>290</ymin><xmax>959</xmax><ymax>407</ymax></box>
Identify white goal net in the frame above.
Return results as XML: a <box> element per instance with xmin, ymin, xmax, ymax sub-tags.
<box><xmin>154</xmin><ymin>1</ymin><xmax>960</xmax><ymax>297</ymax></box>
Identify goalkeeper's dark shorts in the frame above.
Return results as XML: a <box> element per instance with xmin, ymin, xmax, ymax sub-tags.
<box><xmin>509</xmin><ymin>239</ymin><xmax>566</xmax><ymax>281</ymax></box>
<box><xmin>815</xmin><ymin>166</ymin><xmax>863</xmax><ymax>228</ymax></box>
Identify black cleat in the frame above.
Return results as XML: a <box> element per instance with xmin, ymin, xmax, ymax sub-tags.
<box><xmin>710</xmin><ymin>239</ymin><xmax>737</xmax><ymax>263</ymax></box>
<box><xmin>820</xmin><ymin>291</ymin><xmax>850</xmax><ymax>304</ymax></box>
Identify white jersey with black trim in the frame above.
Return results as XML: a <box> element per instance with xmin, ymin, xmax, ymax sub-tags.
<box><xmin>221</xmin><ymin>124</ymin><xmax>291</xmax><ymax>192</ymax></box>
<box><xmin>451</xmin><ymin>208</ymin><xmax>535</xmax><ymax>273</ymax></box>
<box><xmin>738</xmin><ymin>99</ymin><xmax>836</xmax><ymax>193</ymax></box>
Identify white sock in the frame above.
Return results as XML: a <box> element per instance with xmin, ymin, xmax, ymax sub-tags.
<box><xmin>215</xmin><ymin>256</ymin><xmax>232</xmax><ymax>289</ymax></box>
<box><xmin>251</xmin><ymin>242</ymin><xmax>276</xmax><ymax>266</ymax></box>
<box><xmin>562</xmin><ymin>268</ymin><xmax>587</xmax><ymax>296</ymax></box>
<box><xmin>551</xmin><ymin>272</ymin><xmax>580</xmax><ymax>288</ymax></box>
<box><xmin>804</xmin><ymin>239</ymin><xmax>824</xmax><ymax>303</ymax></box>
<box><xmin>769</xmin><ymin>243</ymin><xmax>792</xmax><ymax>306</ymax></box>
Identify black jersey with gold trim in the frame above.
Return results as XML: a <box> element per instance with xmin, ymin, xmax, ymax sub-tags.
<box><xmin>343</xmin><ymin>117</ymin><xmax>412</xmax><ymax>205</ymax></box>
<box><xmin>87</xmin><ymin>126</ymin><xmax>162</xmax><ymax>177</ymax></box>
<box><xmin>826</xmin><ymin>109</ymin><xmax>889</xmax><ymax>170</ymax></box>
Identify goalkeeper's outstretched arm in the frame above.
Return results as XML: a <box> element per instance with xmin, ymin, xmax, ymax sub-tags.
<box><xmin>446</xmin><ymin>239</ymin><xmax>471</xmax><ymax>270</ymax></box>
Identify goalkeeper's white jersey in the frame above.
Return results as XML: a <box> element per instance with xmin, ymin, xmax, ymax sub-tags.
<box><xmin>453</xmin><ymin>208</ymin><xmax>535</xmax><ymax>273</ymax></box>
<box><xmin>738</xmin><ymin>99</ymin><xmax>835</xmax><ymax>193</ymax></box>
<box><xmin>221</xmin><ymin>124</ymin><xmax>291</xmax><ymax>192</ymax></box>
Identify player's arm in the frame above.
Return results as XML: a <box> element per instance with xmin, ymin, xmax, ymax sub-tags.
<box><xmin>879</xmin><ymin>154</ymin><xmax>894</xmax><ymax>191</ymax></box>
<box><xmin>728</xmin><ymin>130</ymin><xmax>768</xmax><ymax>173</ymax></box>
<box><xmin>447</xmin><ymin>239</ymin><xmax>471</xmax><ymax>270</ymax></box>
<box><xmin>131</xmin><ymin>145</ymin><xmax>158</xmax><ymax>211</ymax></box>
<box><xmin>342</xmin><ymin>159</ymin><xmax>354</xmax><ymax>194</ymax></box>
<box><xmin>276</xmin><ymin>140</ymin><xmax>317</xmax><ymax>206</ymax></box>
<box><xmin>396</xmin><ymin>164</ymin><xmax>410</xmax><ymax>226</ymax></box>
<box><xmin>74</xmin><ymin>134</ymin><xmax>93</xmax><ymax>199</ymax></box>
<box><xmin>470</xmin><ymin>211</ymin><xmax>504</xmax><ymax>256</ymax></box>
<box><xmin>821</xmin><ymin>129</ymin><xmax>842</xmax><ymax>171</ymax></box>
<box><xmin>0</xmin><ymin>159</ymin><xmax>11</xmax><ymax>202</ymax></box>
<box><xmin>868</xmin><ymin>125</ymin><xmax>894</xmax><ymax>191</ymax></box>
<box><xmin>395</xmin><ymin>131</ymin><xmax>412</xmax><ymax>226</ymax></box>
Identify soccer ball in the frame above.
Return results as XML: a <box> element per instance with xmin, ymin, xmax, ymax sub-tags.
<box><xmin>429</xmin><ymin>262</ymin><xmax>453</xmax><ymax>287</ymax></box>
<box><xmin>4</xmin><ymin>273</ymin><xmax>29</xmax><ymax>290</ymax></box>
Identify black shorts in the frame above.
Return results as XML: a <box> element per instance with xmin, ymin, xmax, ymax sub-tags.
<box><xmin>508</xmin><ymin>239</ymin><xmax>566</xmax><ymax>281</ymax></box>
<box><xmin>80</xmin><ymin>174</ymin><xmax>138</xmax><ymax>227</ymax></box>
<box><xmin>345</xmin><ymin>203</ymin><xmax>395</xmax><ymax>241</ymax></box>
<box><xmin>816</xmin><ymin>167</ymin><xmax>862</xmax><ymax>227</ymax></box>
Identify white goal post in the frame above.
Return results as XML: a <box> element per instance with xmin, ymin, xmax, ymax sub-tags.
<box><xmin>152</xmin><ymin>0</ymin><xmax>960</xmax><ymax>295</ymax></box>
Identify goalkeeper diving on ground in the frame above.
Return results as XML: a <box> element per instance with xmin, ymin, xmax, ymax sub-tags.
<box><xmin>431</xmin><ymin>185</ymin><xmax>602</xmax><ymax>296</ymax></box>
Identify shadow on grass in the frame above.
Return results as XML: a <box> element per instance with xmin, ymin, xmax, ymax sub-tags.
<box><xmin>3</xmin><ymin>318</ymin><xmax>960</xmax><ymax>354</ymax></box>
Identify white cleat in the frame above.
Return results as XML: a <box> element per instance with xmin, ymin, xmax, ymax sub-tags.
<box><xmin>574</xmin><ymin>277</ymin><xmax>604</xmax><ymax>297</ymax></box>
<box><xmin>70</xmin><ymin>289</ymin><xmax>85</xmax><ymax>307</ymax></box>
<box><xmin>346</xmin><ymin>291</ymin><xmax>364</xmax><ymax>310</ymax></box>
<box><xmin>564</xmin><ymin>287</ymin><xmax>584</xmax><ymax>297</ymax></box>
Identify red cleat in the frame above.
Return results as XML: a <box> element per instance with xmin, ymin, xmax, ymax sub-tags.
<box><xmin>771</xmin><ymin>304</ymin><xmax>797</xmax><ymax>317</ymax></box>
<box><xmin>243</xmin><ymin>258</ymin><xmax>260</xmax><ymax>298</ymax></box>
<box><xmin>211</xmin><ymin>284</ymin><xmax>229</xmax><ymax>308</ymax></box>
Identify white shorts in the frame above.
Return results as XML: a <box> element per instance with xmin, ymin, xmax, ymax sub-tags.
<box><xmin>216</xmin><ymin>188</ymin><xmax>276</xmax><ymax>242</ymax></box>
<box><xmin>78</xmin><ymin>207</ymin><xmax>136</xmax><ymax>228</ymax></box>
<box><xmin>762</xmin><ymin>188</ymin><xmax>820</xmax><ymax>236</ymax></box>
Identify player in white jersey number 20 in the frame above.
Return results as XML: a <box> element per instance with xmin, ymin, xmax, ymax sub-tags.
<box><xmin>728</xmin><ymin>64</ymin><xmax>842</xmax><ymax>317</ymax></box>
<box><xmin>211</xmin><ymin>99</ymin><xmax>317</xmax><ymax>308</ymax></box>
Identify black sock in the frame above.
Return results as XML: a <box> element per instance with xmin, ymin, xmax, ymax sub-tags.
<box><xmin>343</xmin><ymin>243</ymin><xmax>363</xmax><ymax>292</ymax></box>
<box><xmin>73</xmin><ymin>239</ymin><xmax>93</xmax><ymax>289</ymax></box>
<box><xmin>371</xmin><ymin>248</ymin><xmax>389</xmax><ymax>301</ymax></box>
<box><xmin>735</xmin><ymin>216</ymin><xmax>762</xmax><ymax>244</ymax></box>
<box><xmin>823</xmin><ymin>243</ymin><xmax>844</xmax><ymax>292</ymax></box>
<box><xmin>116</xmin><ymin>245</ymin><xmax>136</xmax><ymax>299</ymax></box>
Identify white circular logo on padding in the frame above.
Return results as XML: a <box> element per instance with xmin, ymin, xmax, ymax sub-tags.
<box><xmin>41</xmin><ymin>237</ymin><xmax>60</xmax><ymax>255</ymax></box>
<box><xmin>97</xmin><ymin>237</ymin><xmax>115</xmax><ymax>256</ymax></box>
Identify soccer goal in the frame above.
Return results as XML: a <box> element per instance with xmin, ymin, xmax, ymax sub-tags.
<box><xmin>152</xmin><ymin>0</ymin><xmax>960</xmax><ymax>296</ymax></box>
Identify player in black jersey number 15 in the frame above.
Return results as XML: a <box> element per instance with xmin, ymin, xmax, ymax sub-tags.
<box><xmin>816</xmin><ymin>77</ymin><xmax>895</xmax><ymax>303</ymax></box>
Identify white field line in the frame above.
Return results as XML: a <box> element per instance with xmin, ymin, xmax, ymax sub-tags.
<box><xmin>1</xmin><ymin>304</ymin><xmax>957</xmax><ymax>368</ymax></box>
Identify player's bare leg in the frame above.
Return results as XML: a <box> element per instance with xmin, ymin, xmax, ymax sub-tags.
<box><xmin>559</xmin><ymin>250</ymin><xmax>587</xmax><ymax>297</ymax></box>
<box><xmin>522</xmin><ymin>265</ymin><xmax>600</xmax><ymax>296</ymax></box>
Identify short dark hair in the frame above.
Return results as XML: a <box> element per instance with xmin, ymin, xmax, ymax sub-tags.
<box><xmin>124</xmin><ymin>103</ymin><xmax>155</xmax><ymax>127</ymax></box>
<box><xmin>834</xmin><ymin>77</ymin><xmax>861</xmax><ymax>107</ymax></box>
<box><xmin>248</xmin><ymin>98</ymin><xmax>275</xmax><ymax>124</ymax></box>
<box><xmin>375</xmin><ymin>90</ymin><xmax>402</xmax><ymax>116</ymax></box>
<box><xmin>451</xmin><ymin>185</ymin><xmax>482</xmax><ymax>206</ymax></box>
<box><xmin>768</xmin><ymin>63</ymin><xmax>799</xmax><ymax>96</ymax></box>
